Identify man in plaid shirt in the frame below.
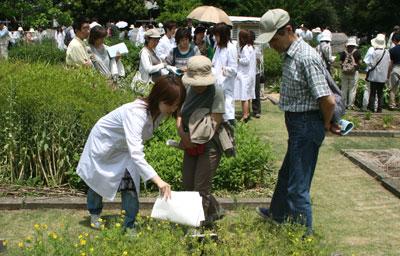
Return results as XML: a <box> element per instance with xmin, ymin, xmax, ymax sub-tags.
<box><xmin>255</xmin><ymin>9</ymin><xmax>338</xmax><ymax>236</ymax></box>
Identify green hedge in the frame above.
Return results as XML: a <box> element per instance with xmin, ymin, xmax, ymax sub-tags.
<box><xmin>0</xmin><ymin>61</ymin><xmax>133</xmax><ymax>187</ymax></box>
<box><xmin>9</xmin><ymin>39</ymin><xmax>66</xmax><ymax>64</ymax></box>
<box><xmin>145</xmin><ymin>120</ymin><xmax>276</xmax><ymax>192</ymax></box>
<box><xmin>264</xmin><ymin>48</ymin><xmax>283</xmax><ymax>83</ymax></box>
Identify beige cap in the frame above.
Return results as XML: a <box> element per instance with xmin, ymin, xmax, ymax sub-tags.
<box><xmin>371</xmin><ymin>34</ymin><xmax>386</xmax><ymax>48</ymax></box>
<box><xmin>28</xmin><ymin>28</ymin><xmax>35</xmax><ymax>33</ymax></box>
<box><xmin>144</xmin><ymin>28</ymin><xmax>161</xmax><ymax>38</ymax></box>
<box><xmin>182</xmin><ymin>56</ymin><xmax>216</xmax><ymax>87</ymax></box>
<box><xmin>256</xmin><ymin>9</ymin><xmax>290</xmax><ymax>44</ymax></box>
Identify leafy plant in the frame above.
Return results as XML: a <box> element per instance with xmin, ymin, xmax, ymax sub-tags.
<box><xmin>9</xmin><ymin>39</ymin><xmax>66</xmax><ymax>64</ymax></box>
<box><xmin>263</xmin><ymin>48</ymin><xmax>282</xmax><ymax>84</ymax></box>
<box><xmin>382</xmin><ymin>114</ymin><xmax>394</xmax><ymax>128</ymax></box>
<box><xmin>364</xmin><ymin>111</ymin><xmax>372</xmax><ymax>120</ymax></box>
<box><xmin>144</xmin><ymin>121</ymin><xmax>276</xmax><ymax>192</ymax></box>
<box><xmin>0</xmin><ymin>61</ymin><xmax>133</xmax><ymax>188</ymax></box>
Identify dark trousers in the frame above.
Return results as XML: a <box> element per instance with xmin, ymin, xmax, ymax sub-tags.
<box><xmin>182</xmin><ymin>141</ymin><xmax>221</xmax><ymax>222</ymax></box>
<box><xmin>269</xmin><ymin>111</ymin><xmax>325</xmax><ymax>230</ymax></box>
<box><xmin>252</xmin><ymin>73</ymin><xmax>262</xmax><ymax>115</ymax></box>
<box><xmin>368</xmin><ymin>82</ymin><xmax>385</xmax><ymax>112</ymax></box>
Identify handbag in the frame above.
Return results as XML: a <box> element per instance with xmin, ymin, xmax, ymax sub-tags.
<box><xmin>366</xmin><ymin>50</ymin><xmax>386</xmax><ymax>82</ymax></box>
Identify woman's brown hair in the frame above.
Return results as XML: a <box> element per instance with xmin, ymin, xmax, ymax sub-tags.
<box><xmin>238</xmin><ymin>29</ymin><xmax>251</xmax><ymax>49</ymax></box>
<box><xmin>214</xmin><ymin>23</ymin><xmax>231</xmax><ymax>48</ymax></box>
<box><xmin>145</xmin><ymin>76</ymin><xmax>186</xmax><ymax>118</ymax></box>
<box><xmin>88</xmin><ymin>25</ymin><xmax>107</xmax><ymax>45</ymax></box>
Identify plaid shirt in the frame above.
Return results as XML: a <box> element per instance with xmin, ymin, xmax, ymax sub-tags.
<box><xmin>279</xmin><ymin>38</ymin><xmax>331</xmax><ymax>112</ymax></box>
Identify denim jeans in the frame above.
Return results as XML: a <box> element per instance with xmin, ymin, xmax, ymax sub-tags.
<box><xmin>269</xmin><ymin>111</ymin><xmax>325</xmax><ymax>230</ymax></box>
<box><xmin>87</xmin><ymin>187</ymin><xmax>139</xmax><ymax>228</ymax></box>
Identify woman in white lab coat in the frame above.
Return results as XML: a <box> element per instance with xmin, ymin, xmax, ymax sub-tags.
<box><xmin>212</xmin><ymin>23</ymin><xmax>238</xmax><ymax>125</ymax></box>
<box><xmin>76</xmin><ymin>76</ymin><xmax>186</xmax><ymax>230</ymax></box>
<box><xmin>234</xmin><ymin>30</ymin><xmax>256</xmax><ymax>122</ymax></box>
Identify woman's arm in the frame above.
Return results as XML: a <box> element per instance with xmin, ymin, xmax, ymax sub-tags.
<box><xmin>141</xmin><ymin>49</ymin><xmax>165</xmax><ymax>74</ymax></box>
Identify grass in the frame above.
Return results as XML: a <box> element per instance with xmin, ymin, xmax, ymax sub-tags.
<box><xmin>250</xmin><ymin>101</ymin><xmax>400</xmax><ymax>255</ymax></box>
<box><xmin>1</xmin><ymin>101</ymin><xmax>400</xmax><ymax>255</ymax></box>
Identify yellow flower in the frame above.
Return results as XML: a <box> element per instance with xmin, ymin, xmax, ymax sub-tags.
<box><xmin>41</xmin><ymin>224</ymin><xmax>48</xmax><ymax>230</ymax></box>
<box><xmin>115</xmin><ymin>223</ymin><xmax>121</xmax><ymax>228</ymax></box>
<box><xmin>18</xmin><ymin>242</ymin><xmax>24</xmax><ymax>248</ymax></box>
<box><xmin>79</xmin><ymin>234</ymin><xmax>83</xmax><ymax>239</ymax></box>
<box><xmin>80</xmin><ymin>239</ymin><xmax>87</xmax><ymax>246</ymax></box>
<box><xmin>84</xmin><ymin>232</ymin><xmax>89</xmax><ymax>237</ymax></box>
<box><xmin>52</xmin><ymin>233</ymin><xmax>58</xmax><ymax>240</ymax></box>
<box><xmin>81</xmin><ymin>253</ymin><xmax>86</xmax><ymax>256</ymax></box>
<box><xmin>26</xmin><ymin>235</ymin><xmax>33</xmax><ymax>242</ymax></box>
<box><xmin>3</xmin><ymin>240</ymin><xmax>7</xmax><ymax>247</ymax></box>
<box><xmin>74</xmin><ymin>243</ymin><xmax>78</xmax><ymax>248</ymax></box>
<box><xmin>306</xmin><ymin>237</ymin><xmax>313</xmax><ymax>243</ymax></box>
<box><xmin>90</xmin><ymin>247</ymin><xmax>94</xmax><ymax>253</ymax></box>
<box><xmin>90</xmin><ymin>223</ymin><xmax>96</xmax><ymax>228</ymax></box>
<box><xmin>121</xmin><ymin>210</ymin><xmax>126</xmax><ymax>215</ymax></box>
<box><xmin>98</xmin><ymin>218</ymin><xmax>104</xmax><ymax>223</ymax></box>
<box><xmin>122</xmin><ymin>251</ymin><xmax>128</xmax><ymax>256</ymax></box>
<box><xmin>34</xmin><ymin>224</ymin><xmax>40</xmax><ymax>230</ymax></box>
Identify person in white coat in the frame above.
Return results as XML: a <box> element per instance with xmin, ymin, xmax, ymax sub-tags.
<box><xmin>212</xmin><ymin>23</ymin><xmax>238</xmax><ymax>125</ymax></box>
<box><xmin>155</xmin><ymin>21</ymin><xmax>176</xmax><ymax>61</ymax></box>
<box><xmin>55</xmin><ymin>27</ymin><xmax>66</xmax><ymax>50</ymax></box>
<box><xmin>234</xmin><ymin>30</ymin><xmax>256</xmax><ymax>122</ymax></box>
<box><xmin>76</xmin><ymin>76</ymin><xmax>186</xmax><ymax>230</ymax></box>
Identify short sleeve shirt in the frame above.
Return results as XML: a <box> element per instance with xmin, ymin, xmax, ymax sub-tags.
<box><xmin>279</xmin><ymin>38</ymin><xmax>331</xmax><ymax>112</ymax></box>
<box><xmin>389</xmin><ymin>45</ymin><xmax>400</xmax><ymax>65</ymax></box>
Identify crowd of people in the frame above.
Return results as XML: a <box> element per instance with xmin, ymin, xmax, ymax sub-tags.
<box><xmin>1</xmin><ymin>11</ymin><xmax>399</xmax><ymax>238</ymax></box>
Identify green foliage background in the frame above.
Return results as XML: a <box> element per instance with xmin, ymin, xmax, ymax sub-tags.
<box><xmin>1</xmin><ymin>0</ymin><xmax>398</xmax><ymax>35</ymax></box>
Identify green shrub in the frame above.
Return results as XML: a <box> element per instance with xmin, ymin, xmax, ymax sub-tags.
<box><xmin>263</xmin><ymin>48</ymin><xmax>282</xmax><ymax>84</ymax></box>
<box><xmin>144</xmin><ymin>120</ymin><xmax>276</xmax><ymax>192</ymax></box>
<box><xmin>0</xmin><ymin>61</ymin><xmax>133</xmax><ymax>187</ymax></box>
<box><xmin>9</xmin><ymin>39</ymin><xmax>66</xmax><ymax>64</ymax></box>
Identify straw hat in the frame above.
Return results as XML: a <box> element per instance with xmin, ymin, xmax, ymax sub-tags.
<box><xmin>17</xmin><ymin>27</ymin><xmax>23</xmax><ymax>31</ymax></box>
<box><xmin>182</xmin><ymin>56</ymin><xmax>215</xmax><ymax>87</ymax></box>
<box><xmin>371</xmin><ymin>34</ymin><xmax>386</xmax><ymax>48</ymax></box>
<box><xmin>144</xmin><ymin>28</ymin><xmax>161</xmax><ymax>38</ymax></box>
<box><xmin>28</xmin><ymin>28</ymin><xmax>35</xmax><ymax>33</ymax></box>
<box><xmin>346</xmin><ymin>37</ymin><xmax>358</xmax><ymax>47</ymax></box>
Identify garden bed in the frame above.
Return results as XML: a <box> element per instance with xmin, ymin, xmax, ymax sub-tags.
<box><xmin>344</xmin><ymin>112</ymin><xmax>400</xmax><ymax>131</ymax></box>
<box><xmin>342</xmin><ymin>149</ymin><xmax>400</xmax><ymax>198</ymax></box>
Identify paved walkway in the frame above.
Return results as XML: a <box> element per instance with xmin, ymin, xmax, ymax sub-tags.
<box><xmin>252</xmin><ymin>101</ymin><xmax>400</xmax><ymax>255</ymax></box>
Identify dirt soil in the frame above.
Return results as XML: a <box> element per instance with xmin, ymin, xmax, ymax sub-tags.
<box><xmin>352</xmin><ymin>149</ymin><xmax>400</xmax><ymax>178</ymax></box>
<box><xmin>345</xmin><ymin>112</ymin><xmax>400</xmax><ymax>131</ymax></box>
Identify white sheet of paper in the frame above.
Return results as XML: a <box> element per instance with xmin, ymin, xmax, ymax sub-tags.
<box><xmin>151</xmin><ymin>191</ymin><xmax>205</xmax><ymax>227</ymax></box>
<box><xmin>107</xmin><ymin>43</ymin><xmax>129</xmax><ymax>58</ymax></box>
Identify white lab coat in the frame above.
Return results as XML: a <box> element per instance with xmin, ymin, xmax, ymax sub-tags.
<box><xmin>76</xmin><ymin>99</ymin><xmax>165</xmax><ymax>201</ymax></box>
<box><xmin>212</xmin><ymin>41</ymin><xmax>238</xmax><ymax>120</ymax></box>
<box><xmin>234</xmin><ymin>45</ymin><xmax>256</xmax><ymax>100</ymax></box>
<box><xmin>156</xmin><ymin>35</ymin><xmax>176</xmax><ymax>61</ymax></box>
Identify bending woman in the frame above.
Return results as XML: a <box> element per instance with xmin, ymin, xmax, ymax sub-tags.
<box><xmin>77</xmin><ymin>76</ymin><xmax>186</xmax><ymax>230</ymax></box>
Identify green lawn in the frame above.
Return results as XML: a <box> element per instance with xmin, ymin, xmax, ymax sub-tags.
<box><xmin>251</xmin><ymin>101</ymin><xmax>400</xmax><ymax>255</ymax></box>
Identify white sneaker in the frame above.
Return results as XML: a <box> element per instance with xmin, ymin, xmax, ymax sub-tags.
<box><xmin>90</xmin><ymin>214</ymin><xmax>101</xmax><ymax>229</ymax></box>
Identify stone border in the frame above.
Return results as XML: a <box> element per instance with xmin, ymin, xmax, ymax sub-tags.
<box><xmin>341</xmin><ymin>149</ymin><xmax>400</xmax><ymax>198</ymax></box>
<box><xmin>0</xmin><ymin>197</ymin><xmax>270</xmax><ymax>211</ymax></box>
<box><xmin>348</xmin><ymin>130</ymin><xmax>400</xmax><ymax>137</ymax></box>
